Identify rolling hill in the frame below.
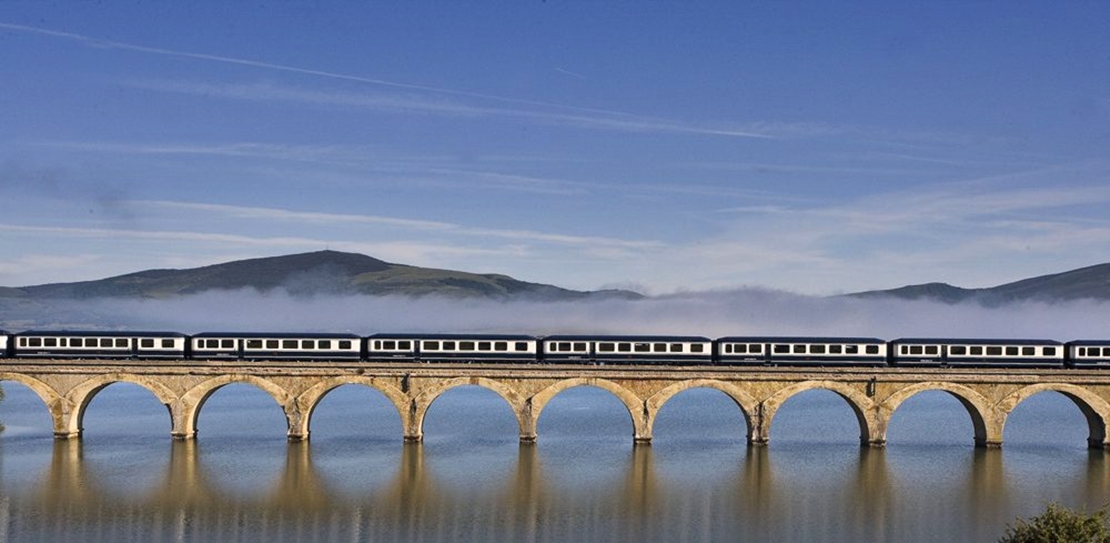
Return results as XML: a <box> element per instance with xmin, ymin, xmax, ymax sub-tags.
<box><xmin>0</xmin><ymin>250</ymin><xmax>642</xmax><ymax>301</ymax></box>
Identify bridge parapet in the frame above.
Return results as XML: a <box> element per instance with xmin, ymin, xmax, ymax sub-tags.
<box><xmin>4</xmin><ymin>361</ymin><xmax>1110</xmax><ymax>449</ymax></box>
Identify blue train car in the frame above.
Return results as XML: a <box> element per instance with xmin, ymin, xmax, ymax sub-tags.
<box><xmin>12</xmin><ymin>330</ymin><xmax>187</xmax><ymax>359</ymax></box>
<box><xmin>541</xmin><ymin>335</ymin><xmax>713</xmax><ymax>365</ymax></box>
<box><xmin>1066</xmin><ymin>341</ymin><xmax>1110</xmax><ymax>368</ymax></box>
<box><xmin>190</xmin><ymin>332</ymin><xmax>362</xmax><ymax>360</ymax></box>
<box><xmin>716</xmin><ymin>336</ymin><xmax>888</xmax><ymax>366</ymax></box>
<box><xmin>889</xmin><ymin>338</ymin><xmax>1064</xmax><ymax>368</ymax></box>
<box><xmin>366</xmin><ymin>334</ymin><xmax>538</xmax><ymax>363</ymax></box>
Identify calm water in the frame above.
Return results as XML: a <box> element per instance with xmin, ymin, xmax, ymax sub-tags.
<box><xmin>1</xmin><ymin>381</ymin><xmax>1107</xmax><ymax>542</ymax></box>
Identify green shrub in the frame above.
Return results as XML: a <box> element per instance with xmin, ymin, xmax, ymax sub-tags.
<box><xmin>1000</xmin><ymin>503</ymin><xmax>1110</xmax><ymax>543</ymax></box>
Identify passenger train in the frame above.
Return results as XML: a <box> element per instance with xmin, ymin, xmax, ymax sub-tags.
<box><xmin>2</xmin><ymin>329</ymin><xmax>1110</xmax><ymax>369</ymax></box>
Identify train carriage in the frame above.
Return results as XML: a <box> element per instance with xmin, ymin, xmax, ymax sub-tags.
<box><xmin>12</xmin><ymin>330</ymin><xmax>187</xmax><ymax>359</ymax></box>
<box><xmin>889</xmin><ymin>338</ymin><xmax>1064</xmax><ymax>368</ymax></box>
<box><xmin>541</xmin><ymin>335</ymin><xmax>713</xmax><ymax>365</ymax></box>
<box><xmin>191</xmin><ymin>332</ymin><xmax>362</xmax><ymax>360</ymax></box>
<box><xmin>367</xmin><ymin>333</ymin><xmax>538</xmax><ymax>363</ymax></box>
<box><xmin>716</xmin><ymin>336</ymin><xmax>888</xmax><ymax>366</ymax></box>
<box><xmin>1066</xmin><ymin>341</ymin><xmax>1110</xmax><ymax>368</ymax></box>
<box><xmin>0</xmin><ymin>329</ymin><xmax>9</xmax><ymax>357</ymax></box>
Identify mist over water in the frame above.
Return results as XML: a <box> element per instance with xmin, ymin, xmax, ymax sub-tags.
<box><xmin>20</xmin><ymin>288</ymin><xmax>1110</xmax><ymax>339</ymax></box>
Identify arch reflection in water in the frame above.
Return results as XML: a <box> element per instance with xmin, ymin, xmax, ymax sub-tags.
<box><xmin>2</xmin><ymin>437</ymin><xmax>1107</xmax><ymax>542</ymax></box>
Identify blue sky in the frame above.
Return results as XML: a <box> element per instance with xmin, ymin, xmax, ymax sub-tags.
<box><xmin>1</xmin><ymin>2</ymin><xmax>1108</xmax><ymax>295</ymax></box>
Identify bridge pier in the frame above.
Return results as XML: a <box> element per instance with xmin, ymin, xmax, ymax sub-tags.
<box><xmin>975</xmin><ymin>437</ymin><xmax>1003</xmax><ymax>449</ymax></box>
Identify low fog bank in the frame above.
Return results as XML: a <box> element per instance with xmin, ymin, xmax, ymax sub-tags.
<box><xmin>6</xmin><ymin>288</ymin><xmax>1110</xmax><ymax>340</ymax></box>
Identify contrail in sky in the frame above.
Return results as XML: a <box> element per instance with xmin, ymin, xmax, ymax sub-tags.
<box><xmin>0</xmin><ymin>21</ymin><xmax>770</xmax><ymax>139</ymax></box>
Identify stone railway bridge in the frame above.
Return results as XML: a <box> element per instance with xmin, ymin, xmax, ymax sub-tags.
<box><xmin>4</xmin><ymin>359</ymin><xmax>1110</xmax><ymax>449</ymax></box>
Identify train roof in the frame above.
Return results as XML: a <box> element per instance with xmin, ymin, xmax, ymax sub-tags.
<box><xmin>192</xmin><ymin>332</ymin><xmax>361</xmax><ymax>338</ymax></box>
<box><xmin>367</xmin><ymin>333</ymin><xmax>537</xmax><ymax>340</ymax></box>
<box><xmin>889</xmin><ymin>337</ymin><xmax>1063</xmax><ymax>345</ymax></box>
<box><xmin>16</xmin><ymin>330</ymin><xmax>187</xmax><ymax>337</ymax></box>
<box><xmin>716</xmin><ymin>336</ymin><xmax>886</xmax><ymax>343</ymax></box>
<box><xmin>1064</xmin><ymin>340</ymin><xmax>1110</xmax><ymax>346</ymax></box>
<box><xmin>542</xmin><ymin>335</ymin><xmax>712</xmax><ymax>342</ymax></box>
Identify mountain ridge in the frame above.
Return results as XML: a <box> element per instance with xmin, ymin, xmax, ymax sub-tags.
<box><xmin>847</xmin><ymin>263</ymin><xmax>1110</xmax><ymax>304</ymax></box>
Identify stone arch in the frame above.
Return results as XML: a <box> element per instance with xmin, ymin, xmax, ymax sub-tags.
<box><xmin>292</xmin><ymin>376</ymin><xmax>409</xmax><ymax>440</ymax></box>
<box><xmin>176</xmin><ymin>375</ymin><xmax>292</xmax><ymax>440</ymax></box>
<box><xmin>62</xmin><ymin>373</ymin><xmax>179</xmax><ymax>439</ymax></box>
<box><xmin>409</xmin><ymin>377</ymin><xmax>527</xmax><ymax>442</ymax></box>
<box><xmin>0</xmin><ymin>372</ymin><xmax>65</xmax><ymax>437</ymax></box>
<box><xmin>760</xmin><ymin>380</ymin><xmax>878</xmax><ymax>446</ymax></box>
<box><xmin>879</xmin><ymin>381</ymin><xmax>997</xmax><ymax>448</ymax></box>
<box><xmin>528</xmin><ymin>378</ymin><xmax>647</xmax><ymax>442</ymax></box>
<box><xmin>998</xmin><ymin>383</ymin><xmax>1110</xmax><ymax>449</ymax></box>
<box><xmin>644</xmin><ymin>379</ymin><xmax>759</xmax><ymax>443</ymax></box>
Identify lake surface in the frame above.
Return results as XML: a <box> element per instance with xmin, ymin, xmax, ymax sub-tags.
<box><xmin>1</xmin><ymin>381</ymin><xmax>1107</xmax><ymax>542</ymax></box>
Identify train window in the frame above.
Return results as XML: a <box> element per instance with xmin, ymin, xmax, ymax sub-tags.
<box><xmin>950</xmin><ymin>346</ymin><xmax>965</xmax><ymax>355</ymax></box>
<box><xmin>1103</xmin><ymin>347</ymin><xmax>1110</xmax><ymax>356</ymax></box>
<box><xmin>424</xmin><ymin>341</ymin><xmax>439</xmax><ymax>350</ymax></box>
<box><xmin>691</xmin><ymin>344</ymin><xmax>704</xmax><ymax>353</ymax></box>
<box><xmin>866</xmin><ymin>346</ymin><xmax>880</xmax><ymax>354</ymax></box>
<box><xmin>1022</xmin><ymin>347</ymin><xmax>1034</xmax><ymax>356</ymax></box>
<box><xmin>749</xmin><ymin>344</ymin><xmax>762</xmax><ymax>354</ymax></box>
<box><xmin>264</xmin><ymin>340</ymin><xmax>277</xmax><ymax>349</ymax></box>
<box><xmin>846</xmin><ymin>345</ymin><xmax>858</xmax><ymax>354</ymax></box>
<box><xmin>247</xmin><ymin>340</ymin><xmax>263</xmax><ymax>349</ymax></box>
<box><xmin>909</xmin><ymin>346</ymin><xmax>922</xmax><ymax>355</ymax></box>
<box><xmin>443</xmin><ymin>341</ymin><xmax>456</xmax><ymax>350</ymax></box>
<box><xmin>460</xmin><ymin>341</ymin><xmax>475</xmax><ymax>350</ymax></box>
<box><xmin>970</xmin><ymin>346</ymin><xmax>983</xmax><ymax>355</ymax></box>
<box><xmin>319</xmin><ymin>340</ymin><xmax>331</xmax><ymax>349</ymax></box>
<box><xmin>58</xmin><ymin>338</ymin><xmax>68</xmax><ymax>347</ymax></box>
<box><xmin>1005</xmin><ymin>347</ymin><xmax>1018</xmax><ymax>356</ymax></box>
<box><xmin>774</xmin><ymin>345</ymin><xmax>789</xmax><ymax>354</ymax></box>
<box><xmin>399</xmin><ymin>341</ymin><xmax>411</xmax><ymax>350</ymax></box>
<box><xmin>383</xmin><ymin>341</ymin><xmax>396</xmax><ymax>350</ymax></box>
<box><xmin>373</xmin><ymin>341</ymin><xmax>381</xmax><ymax>349</ymax></box>
<box><xmin>478</xmin><ymin>342</ymin><xmax>491</xmax><ymax>351</ymax></box>
<box><xmin>670</xmin><ymin>344</ymin><xmax>682</xmax><ymax>353</ymax></box>
<box><xmin>298</xmin><ymin>340</ymin><xmax>311</xmax><ymax>349</ymax></box>
<box><xmin>619</xmin><ymin>343</ymin><xmax>632</xmax><ymax>352</ymax></box>
<box><xmin>494</xmin><ymin>342</ymin><xmax>507</xmax><ymax>351</ymax></box>
<box><xmin>654</xmin><ymin>343</ymin><xmax>667</xmax><ymax>353</ymax></box>
<box><xmin>45</xmin><ymin>338</ymin><xmax>57</xmax><ymax>347</ymax></box>
<box><xmin>340</xmin><ymin>340</ymin><xmax>352</xmax><ymax>349</ymax></box>
<box><xmin>793</xmin><ymin>345</ymin><xmax>806</xmax><ymax>354</ymax></box>
<box><xmin>729</xmin><ymin>344</ymin><xmax>740</xmax><ymax>354</ymax></box>
<box><xmin>140</xmin><ymin>338</ymin><xmax>153</xmax><ymax>348</ymax></box>
<box><xmin>599</xmin><ymin>343</ymin><xmax>615</xmax><ymax>352</ymax></box>
<box><xmin>925</xmin><ymin>346</ymin><xmax>939</xmax><ymax>355</ymax></box>
<box><xmin>986</xmin><ymin>347</ymin><xmax>1002</xmax><ymax>356</ymax></box>
<box><xmin>811</xmin><ymin>345</ymin><xmax>826</xmax><ymax>354</ymax></box>
<box><xmin>829</xmin><ymin>345</ymin><xmax>842</xmax><ymax>354</ymax></box>
<box><xmin>635</xmin><ymin>343</ymin><xmax>650</xmax><ymax>353</ymax></box>
<box><xmin>1043</xmin><ymin>347</ymin><xmax>1056</xmax><ymax>356</ymax></box>
<box><xmin>282</xmin><ymin>340</ymin><xmax>296</xmax><ymax>349</ymax></box>
<box><xmin>162</xmin><ymin>339</ymin><xmax>175</xmax><ymax>348</ymax></box>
